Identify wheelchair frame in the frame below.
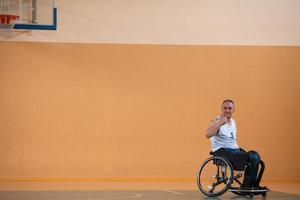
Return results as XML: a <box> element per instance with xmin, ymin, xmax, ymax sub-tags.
<box><xmin>197</xmin><ymin>154</ymin><xmax>268</xmax><ymax>198</ymax></box>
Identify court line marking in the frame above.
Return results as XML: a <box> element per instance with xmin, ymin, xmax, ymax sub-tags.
<box><xmin>161</xmin><ymin>189</ymin><xmax>184</xmax><ymax>195</ymax></box>
<box><xmin>93</xmin><ymin>192</ymin><xmax>142</xmax><ymax>200</ymax></box>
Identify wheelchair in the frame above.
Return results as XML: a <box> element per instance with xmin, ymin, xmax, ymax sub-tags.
<box><xmin>197</xmin><ymin>151</ymin><xmax>269</xmax><ymax>198</ymax></box>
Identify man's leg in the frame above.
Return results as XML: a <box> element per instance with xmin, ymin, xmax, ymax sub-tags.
<box><xmin>243</xmin><ymin>151</ymin><xmax>260</xmax><ymax>189</ymax></box>
<box><xmin>253</xmin><ymin>160</ymin><xmax>266</xmax><ymax>189</ymax></box>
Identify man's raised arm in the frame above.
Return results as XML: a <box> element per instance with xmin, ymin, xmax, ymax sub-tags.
<box><xmin>205</xmin><ymin>116</ymin><xmax>228</xmax><ymax>138</ymax></box>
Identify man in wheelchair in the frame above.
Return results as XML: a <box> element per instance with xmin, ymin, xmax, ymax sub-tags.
<box><xmin>205</xmin><ymin>99</ymin><xmax>268</xmax><ymax>191</ymax></box>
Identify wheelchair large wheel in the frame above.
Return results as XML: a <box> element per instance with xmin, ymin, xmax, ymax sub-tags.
<box><xmin>197</xmin><ymin>156</ymin><xmax>234</xmax><ymax>197</ymax></box>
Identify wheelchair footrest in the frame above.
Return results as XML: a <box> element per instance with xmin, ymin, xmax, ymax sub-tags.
<box><xmin>228</xmin><ymin>188</ymin><xmax>269</xmax><ymax>193</ymax></box>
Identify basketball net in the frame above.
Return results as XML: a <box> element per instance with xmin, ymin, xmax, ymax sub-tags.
<box><xmin>0</xmin><ymin>14</ymin><xmax>19</xmax><ymax>31</ymax></box>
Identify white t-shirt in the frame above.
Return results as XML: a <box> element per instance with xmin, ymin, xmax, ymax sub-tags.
<box><xmin>210</xmin><ymin>116</ymin><xmax>239</xmax><ymax>152</ymax></box>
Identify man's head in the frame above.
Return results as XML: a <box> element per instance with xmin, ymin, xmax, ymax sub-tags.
<box><xmin>221</xmin><ymin>99</ymin><xmax>235</xmax><ymax>119</ymax></box>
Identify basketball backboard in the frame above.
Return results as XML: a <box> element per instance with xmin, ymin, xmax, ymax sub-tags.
<box><xmin>0</xmin><ymin>0</ymin><xmax>57</xmax><ymax>30</ymax></box>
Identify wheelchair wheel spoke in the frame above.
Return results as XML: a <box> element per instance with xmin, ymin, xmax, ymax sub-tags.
<box><xmin>209</xmin><ymin>186</ymin><xmax>215</xmax><ymax>193</ymax></box>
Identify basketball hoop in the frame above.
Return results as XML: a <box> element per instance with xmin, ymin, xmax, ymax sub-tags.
<box><xmin>0</xmin><ymin>14</ymin><xmax>19</xmax><ymax>31</ymax></box>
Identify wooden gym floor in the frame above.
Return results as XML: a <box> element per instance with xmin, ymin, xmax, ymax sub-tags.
<box><xmin>0</xmin><ymin>181</ymin><xmax>299</xmax><ymax>199</ymax></box>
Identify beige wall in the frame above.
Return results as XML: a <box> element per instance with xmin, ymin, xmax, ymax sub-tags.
<box><xmin>1</xmin><ymin>0</ymin><xmax>299</xmax><ymax>184</ymax></box>
<box><xmin>1</xmin><ymin>0</ymin><xmax>300</xmax><ymax>45</ymax></box>
<box><xmin>0</xmin><ymin>42</ymin><xmax>299</xmax><ymax>181</ymax></box>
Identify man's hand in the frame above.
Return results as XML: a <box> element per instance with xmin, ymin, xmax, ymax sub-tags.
<box><xmin>219</xmin><ymin>115</ymin><xmax>228</xmax><ymax>125</ymax></box>
<box><xmin>205</xmin><ymin>115</ymin><xmax>228</xmax><ymax>138</ymax></box>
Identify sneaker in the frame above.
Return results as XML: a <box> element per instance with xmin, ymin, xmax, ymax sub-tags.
<box><xmin>240</xmin><ymin>180</ymin><xmax>251</xmax><ymax>190</ymax></box>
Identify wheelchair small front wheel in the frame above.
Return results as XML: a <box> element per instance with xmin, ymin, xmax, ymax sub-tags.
<box><xmin>197</xmin><ymin>156</ymin><xmax>234</xmax><ymax>197</ymax></box>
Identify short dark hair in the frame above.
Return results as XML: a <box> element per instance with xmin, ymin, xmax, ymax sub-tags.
<box><xmin>222</xmin><ymin>99</ymin><xmax>235</xmax><ymax>105</ymax></box>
